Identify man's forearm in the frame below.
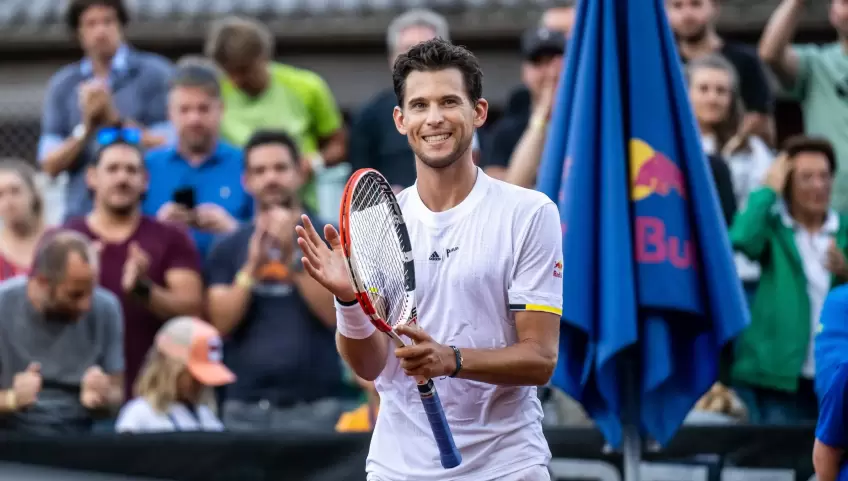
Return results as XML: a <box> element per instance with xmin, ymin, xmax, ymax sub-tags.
<box><xmin>207</xmin><ymin>281</ymin><xmax>253</xmax><ymax>336</ymax></box>
<box><xmin>336</xmin><ymin>331</ymin><xmax>389</xmax><ymax>382</ymax></box>
<box><xmin>759</xmin><ymin>0</ymin><xmax>803</xmax><ymax>66</ymax></box>
<box><xmin>456</xmin><ymin>340</ymin><xmax>557</xmax><ymax>386</ymax></box>
<box><xmin>145</xmin><ymin>284</ymin><xmax>203</xmax><ymax>320</ymax></box>
<box><xmin>41</xmin><ymin>135</ymin><xmax>90</xmax><ymax>176</ymax></box>
<box><xmin>505</xmin><ymin>117</ymin><xmax>547</xmax><ymax>189</ymax></box>
<box><xmin>292</xmin><ymin>272</ymin><xmax>336</xmax><ymax>328</ymax></box>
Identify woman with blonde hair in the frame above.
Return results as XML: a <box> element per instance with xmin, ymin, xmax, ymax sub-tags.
<box><xmin>115</xmin><ymin>316</ymin><xmax>235</xmax><ymax>432</ymax></box>
<box><xmin>0</xmin><ymin>158</ymin><xmax>47</xmax><ymax>279</ymax></box>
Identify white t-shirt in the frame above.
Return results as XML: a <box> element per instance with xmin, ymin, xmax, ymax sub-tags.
<box><xmin>367</xmin><ymin>169</ymin><xmax>564</xmax><ymax>481</ymax></box>
<box><xmin>115</xmin><ymin>397</ymin><xmax>225</xmax><ymax>433</ymax></box>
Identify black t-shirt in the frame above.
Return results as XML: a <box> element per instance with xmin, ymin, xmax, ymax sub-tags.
<box><xmin>682</xmin><ymin>42</ymin><xmax>774</xmax><ymax>115</ymax></box>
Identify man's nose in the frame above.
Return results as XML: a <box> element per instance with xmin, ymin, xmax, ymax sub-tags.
<box><xmin>425</xmin><ymin>105</ymin><xmax>444</xmax><ymax>125</ymax></box>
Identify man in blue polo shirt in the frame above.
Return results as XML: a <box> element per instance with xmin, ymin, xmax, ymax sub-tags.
<box><xmin>142</xmin><ymin>62</ymin><xmax>251</xmax><ymax>257</ymax></box>
<box><xmin>39</xmin><ymin>0</ymin><xmax>172</xmax><ymax>220</ymax></box>
<box><xmin>814</xmin><ymin>284</ymin><xmax>848</xmax><ymax>481</ymax></box>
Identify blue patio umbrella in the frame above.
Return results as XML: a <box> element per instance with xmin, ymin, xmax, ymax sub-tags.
<box><xmin>536</xmin><ymin>0</ymin><xmax>750</xmax><ymax>478</ymax></box>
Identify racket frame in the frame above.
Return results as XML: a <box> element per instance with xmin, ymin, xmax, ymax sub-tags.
<box><xmin>338</xmin><ymin>168</ymin><xmax>462</xmax><ymax>469</ymax></box>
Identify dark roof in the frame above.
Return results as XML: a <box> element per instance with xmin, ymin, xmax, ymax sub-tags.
<box><xmin>0</xmin><ymin>0</ymin><xmax>832</xmax><ymax>51</ymax></box>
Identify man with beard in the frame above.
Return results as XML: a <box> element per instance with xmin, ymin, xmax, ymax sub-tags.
<box><xmin>142</xmin><ymin>62</ymin><xmax>251</xmax><ymax>257</ymax></box>
<box><xmin>760</xmin><ymin>0</ymin><xmax>848</xmax><ymax>214</ymax></box>
<box><xmin>297</xmin><ymin>39</ymin><xmax>562</xmax><ymax>480</ymax></box>
<box><xmin>666</xmin><ymin>0</ymin><xmax>774</xmax><ymax>146</ymax></box>
<box><xmin>65</xmin><ymin>135</ymin><xmax>204</xmax><ymax>398</ymax></box>
<box><xmin>0</xmin><ymin>230</ymin><xmax>124</xmax><ymax>434</ymax></box>
<box><xmin>205</xmin><ymin>130</ymin><xmax>340</xmax><ymax>432</ymax></box>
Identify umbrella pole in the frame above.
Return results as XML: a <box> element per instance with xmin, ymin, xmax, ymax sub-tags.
<box><xmin>621</xmin><ymin>356</ymin><xmax>642</xmax><ymax>481</ymax></box>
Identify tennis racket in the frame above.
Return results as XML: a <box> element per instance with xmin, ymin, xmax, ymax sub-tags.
<box><xmin>339</xmin><ymin>168</ymin><xmax>462</xmax><ymax>470</ymax></box>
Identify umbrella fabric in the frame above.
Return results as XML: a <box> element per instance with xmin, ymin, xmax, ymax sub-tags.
<box><xmin>538</xmin><ymin>0</ymin><xmax>749</xmax><ymax>448</ymax></box>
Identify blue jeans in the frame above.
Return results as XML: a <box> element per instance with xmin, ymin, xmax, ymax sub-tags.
<box><xmin>734</xmin><ymin>378</ymin><xmax>817</xmax><ymax>424</ymax></box>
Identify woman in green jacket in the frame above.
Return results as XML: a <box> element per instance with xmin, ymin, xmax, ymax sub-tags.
<box><xmin>729</xmin><ymin>136</ymin><xmax>848</xmax><ymax>424</ymax></box>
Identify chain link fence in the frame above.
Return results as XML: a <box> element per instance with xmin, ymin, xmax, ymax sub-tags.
<box><xmin>0</xmin><ymin>119</ymin><xmax>40</xmax><ymax>162</ymax></box>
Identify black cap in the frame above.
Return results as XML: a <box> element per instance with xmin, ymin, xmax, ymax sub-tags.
<box><xmin>521</xmin><ymin>27</ymin><xmax>567</xmax><ymax>61</ymax></box>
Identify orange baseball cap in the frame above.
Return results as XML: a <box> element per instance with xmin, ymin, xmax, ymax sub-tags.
<box><xmin>155</xmin><ymin>317</ymin><xmax>236</xmax><ymax>387</ymax></box>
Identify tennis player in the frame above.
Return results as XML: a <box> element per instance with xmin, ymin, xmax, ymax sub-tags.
<box><xmin>297</xmin><ymin>38</ymin><xmax>563</xmax><ymax>481</ymax></box>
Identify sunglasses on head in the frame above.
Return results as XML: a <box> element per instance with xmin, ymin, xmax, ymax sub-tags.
<box><xmin>96</xmin><ymin>126</ymin><xmax>142</xmax><ymax>147</ymax></box>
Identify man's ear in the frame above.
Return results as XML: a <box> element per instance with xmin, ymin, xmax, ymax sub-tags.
<box><xmin>473</xmin><ymin>98</ymin><xmax>489</xmax><ymax>129</ymax></box>
<box><xmin>393</xmin><ymin>106</ymin><xmax>408</xmax><ymax>135</ymax></box>
<box><xmin>85</xmin><ymin>165</ymin><xmax>97</xmax><ymax>191</ymax></box>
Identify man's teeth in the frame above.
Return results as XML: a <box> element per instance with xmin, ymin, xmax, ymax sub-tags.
<box><xmin>424</xmin><ymin>134</ymin><xmax>450</xmax><ymax>143</ymax></box>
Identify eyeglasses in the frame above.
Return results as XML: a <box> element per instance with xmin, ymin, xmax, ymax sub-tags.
<box><xmin>96</xmin><ymin>127</ymin><xmax>142</xmax><ymax>147</ymax></box>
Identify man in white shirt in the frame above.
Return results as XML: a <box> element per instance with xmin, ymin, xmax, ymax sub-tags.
<box><xmin>296</xmin><ymin>38</ymin><xmax>563</xmax><ymax>481</ymax></box>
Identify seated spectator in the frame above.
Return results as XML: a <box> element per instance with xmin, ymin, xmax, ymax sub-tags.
<box><xmin>65</xmin><ymin>129</ymin><xmax>203</xmax><ymax>397</ymax></box>
<box><xmin>667</xmin><ymin>0</ymin><xmax>774</xmax><ymax>145</ymax></box>
<box><xmin>205</xmin><ymin>16</ymin><xmax>347</xmax><ymax>218</ymax></box>
<box><xmin>730</xmin><ymin>135</ymin><xmax>848</xmax><ymax>424</ymax></box>
<box><xmin>336</xmin><ymin>376</ymin><xmax>379</xmax><ymax>433</ymax></box>
<box><xmin>39</xmin><ymin>0</ymin><xmax>171</xmax><ymax>220</ymax></box>
<box><xmin>143</xmin><ymin>62</ymin><xmax>251</xmax><ymax>258</ymax></box>
<box><xmin>206</xmin><ymin>131</ymin><xmax>341</xmax><ymax>433</ymax></box>
<box><xmin>685</xmin><ymin>383</ymin><xmax>748</xmax><ymax>425</ymax></box>
<box><xmin>0</xmin><ymin>230</ymin><xmax>123</xmax><ymax>434</ymax></box>
<box><xmin>0</xmin><ymin>159</ymin><xmax>47</xmax><ymax>279</ymax></box>
<box><xmin>760</xmin><ymin>0</ymin><xmax>848</xmax><ymax>213</ymax></box>
<box><xmin>115</xmin><ymin>316</ymin><xmax>234</xmax><ymax>433</ymax></box>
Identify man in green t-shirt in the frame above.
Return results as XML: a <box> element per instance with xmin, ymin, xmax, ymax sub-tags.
<box><xmin>204</xmin><ymin>17</ymin><xmax>348</xmax><ymax>215</ymax></box>
<box><xmin>760</xmin><ymin>0</ymin><xmax>848</xmax><ymax>212</ymax></box>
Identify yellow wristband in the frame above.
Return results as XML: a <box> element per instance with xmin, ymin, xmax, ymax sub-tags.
<box><xmin>6</xmin><ymin>390</ymin><xmax>16</xmax><ymax>411</ymax></box>
<box><xmin>530</xmin><ymin>117</ymin><xmax>547</xmax><ymax>131</ymax></box>
<box><xmin>235</xmin><ymin>271</ymin><xmax>255</xmax><ymax>289</ymax></box>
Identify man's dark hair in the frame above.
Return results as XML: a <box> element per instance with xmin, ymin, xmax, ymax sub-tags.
<box><xmin>783</xmin><ymin>135</ymin><xmax>837</xmax><ymax>174</ymax></box>
<box><xmin>31</xmin><ymin>230</ymin><xmax>94</xmax><ymax>287</ymax></box>
<box><xmin>66</xmin><ymin>0</ymin><xmax>129</xmax><ymax>31</ymax></box>
<box><xmin>392</xmin><ymin>38</ymin><xmax>484</xmax><ymax>107</ymax></box>
<box><xmin>243</xmin><ymin>130</ymin><xmax>301</xmax><ymax>170</ymax></box>
<box><xmin>170</xmin><ymin>61</ymin><xmax>221</xmax><ymax>98</ymax></box>
<box><xmin>93</xmin><ymin>140</ymin><xmax>144</xmax><ymax>166</ymax></box>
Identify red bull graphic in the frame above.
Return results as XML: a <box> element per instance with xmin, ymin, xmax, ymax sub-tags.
<box><xmin>629</xmin><ymin>139</ymin><xmax>692</xmax><ymax>269</ymax></box>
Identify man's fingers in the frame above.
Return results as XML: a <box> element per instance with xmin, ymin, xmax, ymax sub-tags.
<box><xmin>300</xmin><ymin>215</ymin><xmax>325</xmax><ymax>248</ymax></box>
<box><xmin>394</xmin><ymin>344</ymin><xmax>430</xmax><ymax>360</ymax></box>
<box><xmin>395</xmin><ymin>324</ymin><xmax>431</xmax><ymax>343</ymax></box>
<box><xmin>302</xmin><ymin>257</ymin><xmax>323</xmax><ymax>282</ymax></box>
<box><xmin>325</xmin><ymin>224</ymin><xmax>342</xmax><ymax>250</ymax></box>
<box><xmin>297</xmin><ymin>237</ymin><xmax>321</xmax><ymax>266</ymax></box>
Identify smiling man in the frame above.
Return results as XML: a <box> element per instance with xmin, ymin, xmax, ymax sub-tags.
<box><xmin>297</xmin><ymin>39</ymin><xmax>563</xmax><ymax>481</ymax></box>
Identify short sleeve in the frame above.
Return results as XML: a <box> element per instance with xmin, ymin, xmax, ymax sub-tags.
<box><xmin>508</xmin><ymin>202</ymin><xmax>564</xmax><ymax>316</ymax></box>
<box><xmin>305</xmin><ymin>73</ymin><xmax>343</xmax><ymax>139</ymax></box>
<box><xmin>98</xmin><ymin>290</ymin><xmax>125</xmax><ymax>374</ymax></box>
<box><xmin>204</xmin><ymin>234</ymin><xmax>239</xmax><ymax>286</ymax></box>
<box><xmin>481</xmin><ymin>118</ymin><xmax>524</xmax><ymax>168</ymax></box>
<box><xmin>115</xmin><ymin>398</ymin><xmax>153</xmax><ymax>433</ymax></box>
<box><xmin>783</xmin><ymin>44</ymin><xmax>817</xmax><ymax>101</ymax></box>
<box><xmin>165</xmin><ymin>226</ymin><xmax>202</xmax><ymax>273</ymax></box>
<box><xmin>817</xmin><ymin>363</ymin><xmax>848</xmax><ymax>447</ymax></box>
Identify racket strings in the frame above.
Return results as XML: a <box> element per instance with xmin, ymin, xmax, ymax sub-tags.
<box><xmin>349</xmin><ymin>177</ymin><xmax>409</xmax><ymax>326</ymax></box>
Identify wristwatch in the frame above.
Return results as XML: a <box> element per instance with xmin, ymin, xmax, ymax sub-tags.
<box><xmin>72</xmin><ymin>123</ymin><xmax>89</xmax><ymax>140</ymax></box>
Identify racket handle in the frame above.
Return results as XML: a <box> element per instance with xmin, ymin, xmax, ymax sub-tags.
<box><xmin>417</xmin><ymin>380</ymin><xmax>462</xmax><ymax>469</ymax></box>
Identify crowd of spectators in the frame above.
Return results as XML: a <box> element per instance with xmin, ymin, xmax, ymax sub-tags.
<box><xmin>0</xmin><ymin>0</ymin><xmax>844</xmax><ymax>436</ymax></box>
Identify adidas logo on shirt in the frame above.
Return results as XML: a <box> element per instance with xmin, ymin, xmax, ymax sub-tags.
<box><xmin>429</xmin><ymin>251</ymin><xmax>441</xmax><ymax>261</ymax></box>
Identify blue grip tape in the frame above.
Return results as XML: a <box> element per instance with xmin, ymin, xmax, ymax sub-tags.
<box><xmin>418</xmin><ymin>380</ymin><xmax>462</xmax><ymax>469</ymax></box>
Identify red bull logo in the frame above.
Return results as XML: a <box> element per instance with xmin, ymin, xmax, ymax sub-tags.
<box><xmin>630</xmin><ymin>139</ymin><xmax>686</xmax><ymax>201</ymax></box>
<box><xmin>629</xmin><ymin>139</ymin><xmax>693</xmax><ymax>269</ymax></box>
